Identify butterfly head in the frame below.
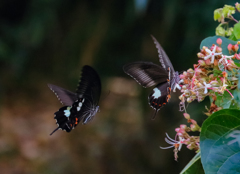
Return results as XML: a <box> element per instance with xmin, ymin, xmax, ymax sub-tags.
<box><xmin>171</xmin><ymin>71</ymin><xmax>181</xmax><ymax>92</ymax></box>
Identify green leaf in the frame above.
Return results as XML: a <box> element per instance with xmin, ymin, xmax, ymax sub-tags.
<box><xmin>229</xmin><ymin>74</ymin><xmax>240</xmax><ymax>109</ymax></box>
<box><xmin>200</xmin><ymin>36</ymin><xmax>238</xmax><ymax>55</ymax></box>
<box><xmin>229</xmin><ymin>99</ymin><xmax>240</xmax><ymax>109</ymax></box>
<box><xmin>200</xmin><ymin>109</ymin><xmax>240</xmax><ymax>174</ymax></box>
<box><xmin>214</xmin><ymin>9</ymin><xmax>222</xmax><ymax>22</ymax></box>
<box><xmin>229</xmin><ymin>73</ymin><xmax>240</xmax><ymax>109</ymax></box>
<box><xmin>229</xmin><ymin>32</ymin><xmax>238</xmax><ymax>41</ymax></box>
<box><xmin>233</xmin><ymin>59</ymin><xmax>240</xmax><ymax>67</ymax></box>
<box><xmin>238</xmin><ymin>73</ymin><xmax>240</xmax><ymax>90</ymax></box>
<box><xmin>233</xmin><ymin>22</ymin><xmax>240</xmax><ymax>39</ymax></box>
<box><xmin>216</xmin><ymin>24</ymin><xmax>226</xmax><ymax>36</ymax></box>
<box><xmin>225</xmin><ymin>27</ymin><xmax>233</xmax><ymax>37</ymax></box>
<box><xmin>222</xmin><ymin>5</ymin><xmax>235</xmax><ymax>18</ymax></box>
<box><xmin>213</xmin><ymin>69</ymin><xmax>222</xmax><ymax>77</ymax></box>
<box><xmin>180</xmin><ymin>152</ymin><xmax>204</xmax><ymax>174</ymax></box>
<box><xmin>209</xmin><ymin>90</ymin><xmax>234</xmax><ymax>109</ymax></box>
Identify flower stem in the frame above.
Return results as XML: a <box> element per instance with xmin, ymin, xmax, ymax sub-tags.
<box><xmin>229</xmin><ymin>15</ymin><xmax>239</xmax><ymax>23</ymax></box>
<box><xmin>226</xmin><ymin>89</ymin><xmax>234</xmax><ymax>98</ymax></box>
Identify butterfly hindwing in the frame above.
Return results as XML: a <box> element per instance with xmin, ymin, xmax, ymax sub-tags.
<box><xmin>148</xmin><ymin>82</ymin><xmax>171</xmax><ymax>119</ymax></box>
<box><xmin>50</xmin><ymin>98</ymin><xmax>86</xmax><ymax>135</ymax></box>
<box><xmin>123</xmin><ymin>61</ymin><xmax>168</xmax><ymax>88</ymax></box>
<box><xmin>48</xmin><ymin>84</ymin><xmax>78</xmax><ymax>106</ymax></box>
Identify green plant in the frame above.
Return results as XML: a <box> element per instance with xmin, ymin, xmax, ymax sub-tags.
<box><xmin>160</xmin><ymin>3</ymin><xmax>240</xmax><ymax>173</ymax></box>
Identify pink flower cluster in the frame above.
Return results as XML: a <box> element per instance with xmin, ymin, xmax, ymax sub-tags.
<box><xmin>179</xmin><ymin>39</ymin><xmax>238</xmax><ymax>108</ymax></box>
<box><xmin>160</xmin><ymin>113</ymin><xmax>200</xmax><ymax>161</ymax></box>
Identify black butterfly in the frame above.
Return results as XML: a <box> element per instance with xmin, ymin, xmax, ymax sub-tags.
<box><xmin>48</xmin><ymin>65</ymin><xmax>101</xmax><ymax>135</ymax></box>
<box><xmin>123</xmin><ymin>36</ymin><xmax>181</xmax><ymax>119</ymax></box>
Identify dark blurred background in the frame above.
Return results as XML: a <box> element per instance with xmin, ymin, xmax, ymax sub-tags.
<box><xmin>0</xmin><ymin>0</ymin><xmax>236</xmax><ymax>173</ymax></box>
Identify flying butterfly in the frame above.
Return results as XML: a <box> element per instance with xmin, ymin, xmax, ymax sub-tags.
<box><xmin>123</xmin><ymin>36</ymin><xmax>181</xmax><ymax>119</ymax></box>
<box><xmin>48</xmin><ymin>65</ymin><xmax>101</xmax><ymax>135</ymax></box>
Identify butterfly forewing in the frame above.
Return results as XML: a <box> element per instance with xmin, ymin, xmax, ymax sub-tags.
<box><xmin>76</xmin><ymin>65</ymin><xmax>101</xmax><ymax>105</ymax></box>
<box><xmin>151</xmin><ymin>35</ymin><xmax>175</xmax><ymax>77</ymax></box>
<box><xmin>48</xmin><ymin>84</ymin><xmax>78</xmax><ymax>106</ymax></box>
<box><xmin>123</xmin><ymin>61</ymin><xmax>168</xmax><ymax>88</ymax></box>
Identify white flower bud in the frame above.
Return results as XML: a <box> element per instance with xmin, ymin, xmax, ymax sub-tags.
<box><xmin>187</xmin><ymin>97</ymin><xmax>192</xmax><ymax>103</ymax></box>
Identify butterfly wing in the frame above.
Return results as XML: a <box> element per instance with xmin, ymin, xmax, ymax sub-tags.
<box><xmin>50</xmin><ymin>106</ymin><xmax>75</xmax><ymax>135</ymax></box>
<box><xmin>76</xmin><ymin>65</ymin><xmax>102</xmax><ymax>105</ymax></box>
<box><xmin>148</xmin><ymin>82</ymin><xmax>171</xmax><ymax>119</ymax></box>
<box><xmin>50</xmin><ymin>65</ymin><xmax>101</xmax><ymax>135</ymax></box>
<box><xmin>50</xmin><ymin>98</ymin><xmax>85</xmax><ymax>135</ymax></box>
<box><xmin>48</xmin><ymin>84</ymin><xmax>78</xmax><ymax>106</ymax></box>
<box><xmin>75</xmin><ymin>65</ymin><xmax>101</xmax><ymax>124</ymax></box>
<box><xmin>123</xmin><ymin>61</ymin><xmax>168</xmax><ymax>88</ymax></box>
<box><xmin>151</xmin><ymin>35</ymin><xmax>175</xmax><ymax>75</ymax></box>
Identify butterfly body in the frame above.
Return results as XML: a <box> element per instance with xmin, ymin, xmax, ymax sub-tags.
<box><xmin>123</xmin><ymin>36</ymin><xmax>180</xmax><ymax>118</ymax></box>
<box><xmin>48</xmin><ymin>65</ymin><xmax>101</xmax><ymax>135</ymax></box>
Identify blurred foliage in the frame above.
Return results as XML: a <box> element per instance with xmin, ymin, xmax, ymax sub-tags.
<box><xmin>0</xmin><ymin>0</ymin><xmax>237</xmax><ymax>173</ymax></box>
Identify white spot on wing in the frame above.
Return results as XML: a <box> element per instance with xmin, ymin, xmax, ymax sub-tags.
<box><xmin>168</xmin><ymin>67</ymin><xmax>171</xmax><ymax>83</ymax></box>
<box><xmin>152</xmin><ymin>88</ymin><xmax>161</xmax><ymax>99</ymax></box>
<box><xmin>64</xmin><ymin>110</ymin><xmax>70</xmax><ymax>117</ymax></box>
<box><xmin>76</xmin><ymin>98</ymin><xmax>85</xmax><ymax>112</ymax></box>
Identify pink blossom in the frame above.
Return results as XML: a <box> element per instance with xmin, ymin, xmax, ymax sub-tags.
<box><xmin>180</xmin><ymin>124</ymin><xmax>187</xmax><ymax>130</ymax></box>
<box><xmin>190</xmin><ymin>124</ymin><xmax>198</xmax><ymax>131</ymax></box>
<box><xmin>183</xmin><ymin>113</ymin><xmax>190</xmax><ymax>119</ymax></box>
<box><xmin>228</xmin><ymin>44</ymin><xmax>233</xmax><ymax>51</ymax></box>
<box><xmin>216</xmin><ymin>38</ymin><xmax>222</xmax><ymax>45</ymax></box>
<box><xmin>198</xmin><ymin>60</ymin><xmax>206</xmax><ymax>66</ymax></box>
<box><xmin>160</xmin><ymin>133</ymin><xmax>185</xmax><ymax>150</ymax></box>
<box><xmin>235</xmin><ymin>53</ymin><xmax>240</xmax><ymax>60</ymax></box>
<box><xmin>233</xmin><ymin>44</ymin><xmax>239</xmax><ymax>52</ymax></box>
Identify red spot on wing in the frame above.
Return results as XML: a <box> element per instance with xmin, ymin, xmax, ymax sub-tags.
<box><xmin>75</xmin><ymin>118</ymin><xmax>79</xmax><ymax>125</ymax></box>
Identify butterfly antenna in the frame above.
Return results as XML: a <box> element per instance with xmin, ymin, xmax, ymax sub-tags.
<box><xmin>50</xmin><ymin>127</ymin><xmax>59</xmax><ymax>136</ymax></box>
